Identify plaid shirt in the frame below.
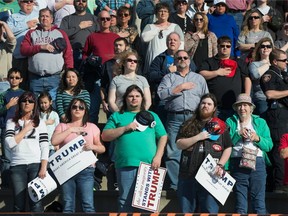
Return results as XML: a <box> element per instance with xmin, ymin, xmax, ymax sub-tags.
<box><xmin>96</xmin><ymin>0</ymin><xmax>134</xmax><ymax>10</ymax></box>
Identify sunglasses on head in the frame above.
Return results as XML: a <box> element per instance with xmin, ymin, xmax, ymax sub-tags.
<box><xmin>9</xmin><ymin>76</ymin><xmax>21</xmax><ymax>80</ymax></box>
<box><xmin>249</xmin><ymin>16</ymin><xmax>260</xmax><ymax>20</ymax></box>
<box><xmin>21</xmin><ymin>0</ymin><xmax>34</xmax><ymax>3</ymax></box>
<box><xmin>72</xmin><ymin>104</ymin><xmax>85</xmax><ymax>111</ymax></box>
<box><xmin>20</xmin><ymin>99</ymin><xmax>35</xmax><ymax>104</ymax></box>
<box><xmin>100</xmin><ymin>17</ymin><xmax>111</xmax><ymax>21</ymax></box>
<box><xmin>260</xmin><ymin>44</ymin><xmax>272</xmax><ymax>49</ymax></box>
<box><xmin>126</xmin><ymin>58</ymin><xmax>138</xmax><ymax>63</ymax></box>
<box><xmin>118</xmin><ymin>13</ymin><xmax>129</xmax><ymax>17</ymax></box>
<box><xmin>177</xmin><ymin>56</ymin><xmax>189</xmax><ymax>61</ymax></box>
<box><xmin>220</xmin><ymin>44</ymin><xmax>231</xmax><ymax>48</ymax></box>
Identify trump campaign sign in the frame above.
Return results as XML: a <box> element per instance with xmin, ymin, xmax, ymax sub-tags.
<box><xmin>132</xmin><ymin>162</ymin><xmax>167</xmax><ymax>212</ymax></box>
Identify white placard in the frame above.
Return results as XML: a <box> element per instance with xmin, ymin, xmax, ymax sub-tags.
<box><xmin>132</xmin><ymin>162</ymin><xmax>167</xmax><ymax>212</ymax></box>
<box><xmin>195</xmin><ymin>154</ymin><xmax>236</xmax><ymax>205</ymax></box>
<box><xmin>28</xmin><ymin>172</ymin><xmax>57</xmax><ymax>202</ymax></box>
<box><xmin>48</xmin><ymin>135</ymin><xmax>97</xmax><ymax>185</ymax></box>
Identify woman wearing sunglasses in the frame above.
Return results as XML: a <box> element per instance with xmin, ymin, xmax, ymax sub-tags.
<box><xmin>237</xmin><ymin>9</ymin><xmax>273</xmax><ymax>62</ymax></box>
<box><xmin>110</xmin><ymin>6</ymin><xmax>138</xmax><ymax>46</ymax></box>
<box><xmin>56</xmin><ymin>68</ymin><xmax>90</xmax><ymax>122</ymax></box>
<box><xmin>249</xmin><ymin>37</ymin><xmax>273</xmax><ymax>116</ymax></box>
<box><xmin>184</xmin><ymin>12</ymin><xmax>217</xmax><ymax>69</ymax></box>
<box><xmin>51</xmin><ymin>98</ymin><xmax>105</xmax><ymax>213</ymax></box>
<box><xmin>108</xmin><ymin>50</ymin><xmax>151</xmax><ymax>113</ymax></box>
<box><xmin>5</xmin><ymin>91</ymin><xmax>49</xmax><ymax>212</ymax></box>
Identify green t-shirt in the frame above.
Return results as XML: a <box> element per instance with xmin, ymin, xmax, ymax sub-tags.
<box><xmin>104</xmin><ymin>111</ymin><xmax>167</xmax><ymax>168</ymax></box>
<box><xmin>0</xmin><ymin>1</ymin><xmax>20</xmax><ymax>14</ymax></box>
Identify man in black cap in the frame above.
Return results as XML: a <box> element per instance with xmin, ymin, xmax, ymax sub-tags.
<box><xmin>102</xmin><ymin>84</ymin><xmax>167</xmax><ymax>212</ymax></box>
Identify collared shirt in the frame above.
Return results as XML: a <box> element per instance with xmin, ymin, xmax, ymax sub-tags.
<box><xmin>157</xmin><ymin>71</ymin><xmax>209</xmax><ymax>112</ymax></box>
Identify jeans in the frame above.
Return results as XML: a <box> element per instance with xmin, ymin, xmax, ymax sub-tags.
<box><xmin>29</xmin><ymin>73</ymin><xmax>60</xmax><ymax>97</ymax></box>
<box><xmin>116</xmin><ymin>167</ymin><xmax>142</xmax><ymax>212</ymax></box>
<box><xmin>253</xmin><ymin>100</ymin><xmax>268</xmax><ymax>117</ymax></box>
<box><xmin>10</xmin><ymin>163</ymin><xmax>43</xmax><ymax>212</ymax></box>
<box><xmin>230</xmin><ymin>157</ymin><xmax>267</xmax><ymax>214</ymax></box>
<box><xmin>165</xmin><ymin>112</ymin><xmax>193</xmax><ymax>190</ymax></box>
<box><xmin>177</xmin><ymin>177</ymin><xmax>219</xmax><ymax>213</ymax></box>
<box><xmin>228</xmin><ymin>12</ymin><xmax>244</xmax><ymax>32</ymax></box>
<box><xmin>61</xmin><ymin>166</ymin><xmax>95</xmax><ymax>213</ymax></box>
<box><xmin>89</xmin><ymin>80</ymin><xmax>101</xmax><ymax>124</ymax></box>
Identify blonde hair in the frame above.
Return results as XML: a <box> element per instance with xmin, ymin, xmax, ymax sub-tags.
<box><xmin>113</xmin><ymin>50</ymin><xmax>140</xmax><ymax>76</ymax></box>
<box><xmin>240</xmin><ymin>10</ymin><xmax>264</xmax><ymax>36</ymax></box>
<box><xmin>193</xmin><ymin>12</ymin><xmax>209</xmax><ymax>36</ymax></box>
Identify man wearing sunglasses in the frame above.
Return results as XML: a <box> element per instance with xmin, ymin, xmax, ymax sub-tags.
<box><xmin>20</xmin><ymin>8</ymin><xmax>73</xmax><ymax>97</ymax></box>
<box><xmin>199</xmin><ymin>36</ymin><xmax>250</xmax><ymax>121</ymax></box>
<box><xmin>82</xmin><ymin>10</ymin><xmax>119</xmax><ymax>124</ymax></box>
<box><xmin>157</xmin><ymin>50</ymin><xmax>208</xmax><ymax>190</ymax></box>
<box><xmin>260</xmin><ymin>48</ymin><xmax>288</xmax><ymax>193</ymax></box>
<box><xmin>60</xmin><ymin>0</ymin><xmax>98</xmax><ymax>70</ymax></box>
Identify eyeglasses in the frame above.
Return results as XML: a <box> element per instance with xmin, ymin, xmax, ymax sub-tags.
<box><xmin>126</xmin><ymin>58</ymin><xmax>138</xmax><ymax>63</ymax></box>
<box><xmin>20</xmin><ymin>0</ymin><xmax>34</xmax><ymax>3</ymax></box>
<box><xmin>249</xmin><ymin>16</ymin><xmax>260</xmax><ymax>20</ymax></box>
<box><xmin>284</xmin><ymin>26</ymin><xmax>288</xmax><ymax>30</ymax></box>
<box><xmin>75</xmin><ymin>0</ymin><xmax>87</xmax><ymax>2</ymax></box>
<box><xmin>260</xmin><ymin>44</ymin><xmax>272</xmax><ymax>49</ymax></box>
<box><xmin>71</xmin><ymin>105</ymin><xmax>85</xmax><ymax>111</ymax></box>
<box><xmin>177</xmin><ymin>56</ymin><xmax>189</xmax><ymax>61</ymax></box>
<box><xmin>100</xmin><ymin>17</ymin><xmax>111</xmax><ymax>21</ymax></box>
<box><xmin>276</xmin><ymin>59</ymin><xmax>287</xmax><ymax>62</ymax></box>
<box><xmin>118</xmin><ymin>13</ymin><xmax>129</xmax><ymax>17</ymax></box>
<box><xmin>9</xmin><ymin>76</ymin><xmax>21</xmax><ymax>80</ymax></box>
<box><xmin>219</xmin><ymin>44</ymin><xmax>231</xmax><ymax>48</ymax></box>
<box><xmin>177</xmin><ymin>1</ymin><xmax>187</xmax><ymax>5</ymax></box>
<box><xmin>20</xmin><ymin>99</ymin><xmax>35</xmax><ymax>104</ymax></box>
<box><xmin>194</xmin><ymin>18</ymin><xmax>203</xmax><ymax>22</ymax></box>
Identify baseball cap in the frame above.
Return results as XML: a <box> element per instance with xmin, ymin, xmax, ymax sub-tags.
<box><xmin>205</xmin><ymin>117</ymin><xmax>226</xmax><ymax>140</ymax></box>
<box><xmin>213</xmin><ymin>0</ymin><xmax>227</xmax><ymax>6</ymax></box>
<box><xmin>220</xmin><ymin>59</ymin><xmax>238</xmax><ymax>78</ymax></box>
<box><xmin>133</xmin><ymin>111</ymin><xmax>156</xmax><ymax>132</ymax></box>
<box><xmin>50</xmin><ymin>37</ymin><xmax>66</xmax><ymax>54</ymax></box>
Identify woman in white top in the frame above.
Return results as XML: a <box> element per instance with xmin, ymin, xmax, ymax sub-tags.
<box><xmin>108</xmin><ymin>50</ymin><xmax>151</xmax><ymax>112</ymax></box>
<box><xmin>5</xmin><ymin>91</ymin><xmax>49</xmax><ymax>212</ymax></box>
<box><xmin>141</xmin><ymin>2</ymin><xmax>184</xmax><ymax>76</ymax></box>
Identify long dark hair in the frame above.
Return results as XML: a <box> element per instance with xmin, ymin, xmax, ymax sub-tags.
<box><xmin>120</xmin><ymin>85</ymin><xmax>145</xmax><ymax>113</ymax></box>
<box><xmin>177</xmin><ymin>93</ymin><xmax>217</xmax><ymax>139</ymax></box>
<box><xmin>38</xmin><ymin>91</ymin><xmax>53</xmax><ymax>119</ymax></box>
<box><xmin>65</xmin><ymin>98</ymin><xmax>89</xmax><ymax>126</ymax></box>
<box><xmin>13</xmin><ymin>91</ymin><xmax>40</xmax><ymax>127</ymax></box>
<box><xmin>58</xmin><ymin>68</ymin><xmax>84</xmax><ymax>95</ymax></box>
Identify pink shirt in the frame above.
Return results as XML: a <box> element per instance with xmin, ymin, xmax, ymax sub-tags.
<box><xmin>226</xmin><ymin>0</ymin><xmax>253</xmax><ymax>11</ymax></box>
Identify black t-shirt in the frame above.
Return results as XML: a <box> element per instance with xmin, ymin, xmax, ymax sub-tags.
<box><xmin>193</xmin><ymin>37</ymin><xmax>208</xmax><ymax>68</ymax></box>
<box><xmin>197</xmin><ymin>56</ymin><xmax>249</xmax><ymax>109</ymax></box>
<box><xmin>168</xmin><ymin>12</ymin><xmax>194</xmax><ymax>34</ymax></box>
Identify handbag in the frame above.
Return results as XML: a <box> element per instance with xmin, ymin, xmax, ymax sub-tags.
<box><xmin>239</xmin><ymin>146</ymin><xmax>258</xmax><ymax>170</ymax></box>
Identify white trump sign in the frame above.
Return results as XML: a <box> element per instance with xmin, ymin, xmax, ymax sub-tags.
<box><xmin>195</xmin><ymin>154</ymin><xmax>235</xmax><ymax>205</ymax></box>
<box><xmin>132</xmin><ymin>162</ymin><xmax>167</xmax><ymax>212</ymax></box>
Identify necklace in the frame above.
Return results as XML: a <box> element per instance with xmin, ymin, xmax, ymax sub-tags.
<box><xmin>183</xmin><ymin>16</ymin><xmax>187</xmax><ymax>34</ymax></box>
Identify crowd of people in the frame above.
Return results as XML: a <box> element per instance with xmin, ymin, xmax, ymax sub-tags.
<box><xmin>0</xmin><ymin>0</ymin><xmax>288</xmax><ymax>214</ymax></box>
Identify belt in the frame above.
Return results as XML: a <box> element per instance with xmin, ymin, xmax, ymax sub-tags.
<box><xmin>168</xmin><ymin>110</ymin><xmax>194</xmax><ymax>115</ymax></box>
<box><xmin>229</xmin><ymin>9</ymin><xmax>245</xmax><ymax>13</ymax></box>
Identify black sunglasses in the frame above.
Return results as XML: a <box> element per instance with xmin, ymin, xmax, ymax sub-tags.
<box><xmin>75</xmin><ymin>0</ymin><xmax>87</xmax><ymax>2</ymax></box>
<box><xmin>9</xmin><ymin>76</ymin><xmax>21</xmax><ymax>80</ymax></box>
<box><xmin>126</xmin><ymin>58</ymin><xmax>138</xmax><ymax>63</ymax></box>
<box><xmin>118</xmin><ymin>13</ymin><xmax>129</xmax><ymax>17</ymax></box>
<box><xmin>260</xmin><ymin>45</ymin><xmax>272</xmax><ymax>49</ymax></box>
<box><xmin>71</xmin><ymin>105</ymin><xmax>85</xmax><ymax>110</ymax></box>
<box><xmin>194</xmin><ymin>18</ymin><xmax>204</xmax><ymax>22</ymax></box>
<box><xmin>220</xmin><ymin>44</ymin><xmax>231</xmax><ymax>48</ymax></box>
<box><xmin>21</xmin><ymin>0</ymin><xmax>34</xmax><ymax>3</ymax></box>
<box><xmin>276</xmin><ymin>59</ymin><xmax>287</xmax><ymax>62</ymax></box>
<box><xmin>249</xmin><ymin>16</ymin><xmax>260</xmax><ymax>20</ymax></box>
<box><xmin>158</xmin><ymin>30</ymin><xmax>163</xmax><ymax>39</ymax></box>
<box><xmin>177</xmin><ymin>56</ymin><xmax>189</xmax><ymax>61</ymax></box>
<box><xmin>177</xmin><ymin>1</ymin><xmax>187</xmax><ymax>5</ymax></box>
<box><xmin>20</xmin><ymin>99</ymin><xmax>35</xmax><ymax>104</ymax></box>
<box><xmin>100</xmin><ymin>17</ymin><xmax>111</xmax><ymax>21</ymax></box>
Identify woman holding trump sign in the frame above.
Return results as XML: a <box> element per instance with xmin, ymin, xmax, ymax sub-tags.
<box><xmin>5</xmin><ymin>91</ymin><xmax>49</xmax><ymax>212</ymax></box>
<box><xmin>176</xmin><ymin>93</ymin><xmax>232</xmax><ymax>213</ymax></box>
<box><xmin>51</xmin><ymin>98</ymin><xmax>105</xmax><ymax>213</ymax></box>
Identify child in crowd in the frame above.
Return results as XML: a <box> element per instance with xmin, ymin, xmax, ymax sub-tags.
<box><xmin>0</xmin><ymin>68</ymin><xmax>25</xmax><ymax>188</ymax></box>
<box><xmin>279</xmin><ymin>134</ymin><xmax>288</xmax><ymax>192</ymax></box>
<box><xmin>38</xmin><ymin>91</ymin><xmax>60</xmax><ymax>156</ymax></box>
